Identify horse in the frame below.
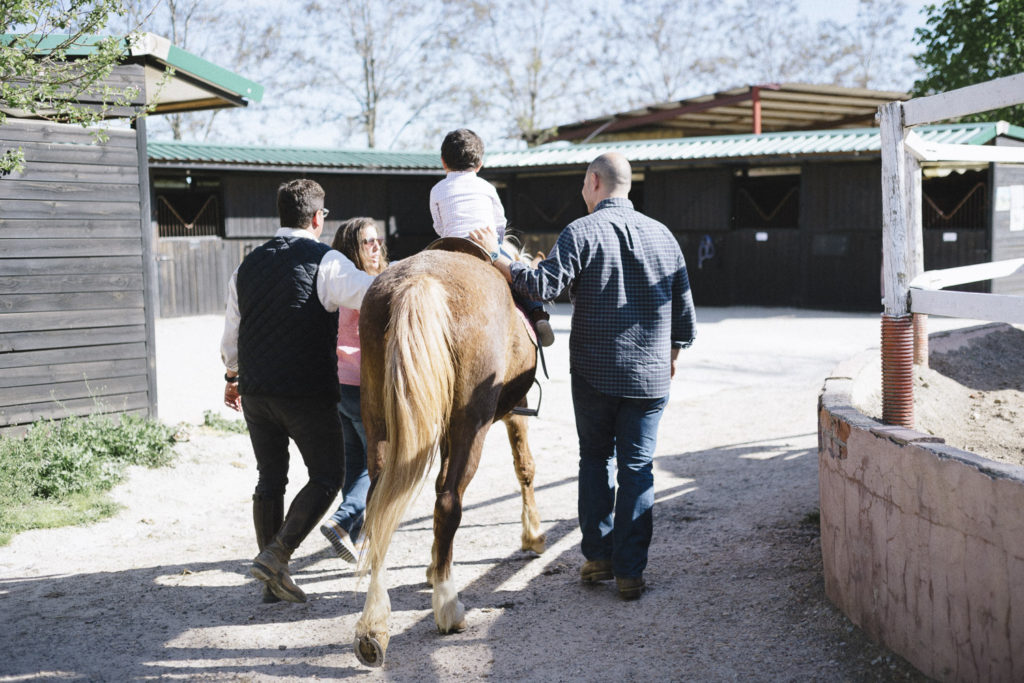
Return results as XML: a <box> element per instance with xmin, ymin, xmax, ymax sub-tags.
<box><xmin>353</xmin><ymin>238</ymin><xmax>547</xmax><ymax>667</ymax></box>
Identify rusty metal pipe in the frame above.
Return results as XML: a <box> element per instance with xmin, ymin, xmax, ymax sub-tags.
<box><xmin>881</xmin><ymin>314</ymin><xmax>915</xmax><ymax>427</ymax></box>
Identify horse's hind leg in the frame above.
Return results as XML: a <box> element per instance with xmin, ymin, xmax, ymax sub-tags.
<box><xmin>354</xmin><ymin>416</ymin><xmax>391</xmax><ymax>667</ymax></box>
<box><xmin>503</xmin><ymin>413</ymin><xmax>546</xmax><ymax>554</ymax></box>
<box><xmin>428</xmin><ymin>428</ymin><xmax>486</xmax><ymax>634</ymax></box>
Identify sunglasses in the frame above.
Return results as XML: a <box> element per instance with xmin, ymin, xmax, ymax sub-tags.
<box><xmin>320</xmin><ymin>208</ymin><xmax>330</xmax><ymax>218</ymax></box>
<box><xmin>362</xmin><ymin>237</ymin><xmax>383</xmax><ymax>246</ymax></box>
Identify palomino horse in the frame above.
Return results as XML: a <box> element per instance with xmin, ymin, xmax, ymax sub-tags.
<box><xmin>353</xmin><ymin>239</ymin><xmax>547</xmax><ymax>667</ymax></box>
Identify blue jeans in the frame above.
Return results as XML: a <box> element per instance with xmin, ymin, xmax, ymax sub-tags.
<box><xmin>572</xmin><ymin>374</ymin><xmax>668</xmax><ymax>579</ymax></box>
<box><xmin>328</xmin><ymin>383</ymin><xmax>370</xmax><ymax>538</ymax></box>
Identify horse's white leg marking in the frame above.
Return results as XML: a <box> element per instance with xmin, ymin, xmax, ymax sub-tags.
<box><xmin>356</xmin><ymin>564</ymin><xmax>391</xmax><ymax>638</ymax></box>
<box><xmin>431</xmin><ymin>576</ymin><xmax>466</xmax><ymax>633</ymax></box>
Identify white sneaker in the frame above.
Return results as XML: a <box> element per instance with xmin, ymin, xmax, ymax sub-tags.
<box><xmin>320</xmin><ymin>520</ymin><xmax>358</xmax><ymax>564</ymax></box>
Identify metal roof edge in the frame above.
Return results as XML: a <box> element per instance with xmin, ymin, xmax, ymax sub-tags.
<box><xmin>148</xmin><ymin>122</ymin><xmax>1017</xmax><ymax>172</ymax></box>
<box><xmin>160</xmin><ymin>42</ymin><xmax>263</xmax><ymax>102</ymax></box>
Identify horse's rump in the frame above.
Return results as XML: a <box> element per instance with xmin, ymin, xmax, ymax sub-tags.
<box><xmin>358</xmin><ymin>250</ymin><xmax>528</xmax><ymax>572</ymax></box>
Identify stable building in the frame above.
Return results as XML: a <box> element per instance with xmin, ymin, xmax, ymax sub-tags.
<box><xmin>147</xmin><ymin>121</ymin><xmax>1024</xmax><ymax>315</ymax></box>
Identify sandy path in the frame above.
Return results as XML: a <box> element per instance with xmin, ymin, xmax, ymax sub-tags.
<box><xmin>1</xmin><ymin>306</ymin><xmax>972</xmax><ymax>681</ymax></box>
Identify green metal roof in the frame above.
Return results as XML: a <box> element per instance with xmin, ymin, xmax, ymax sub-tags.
<box><xmin>1</xmin><ymin>33</ymin><xmax>263</xmax><ymax>108</ymax></box>
<box><xmin>147</xmin><ymin>123</ymin><xmax>1024</xmax><ymax>172</ymax></box>
<box><xmin>486</xmin><ymin>122</ymin><xmax>1024</xmax><ymax>170</ymax></box>
<box><xmin>147</xmin><ymin>140</ymin><xmax>440</xmax><ymax>171</ymax></box>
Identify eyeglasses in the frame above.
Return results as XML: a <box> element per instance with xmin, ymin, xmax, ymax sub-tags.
<box><xmin>362</xmin><ymin>237</ymin><xmax>383</xmax><ymax>246</ymax></box>
<box><xmin>320</xmin><ymin>208</ymin><xmax>330</xmax><ymax>219</ymax></box>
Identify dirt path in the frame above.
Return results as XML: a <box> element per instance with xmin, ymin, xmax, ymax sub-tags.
<box><xmin>1</xmin><ymin>307</ymin><xmax>975</xmax><ymax>681</ymax></box>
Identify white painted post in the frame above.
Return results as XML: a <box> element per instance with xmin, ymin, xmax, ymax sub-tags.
<box><xmin>879</xmin><ymin>101</ymin><xmax>917</xmax><ymax>426</ymax></box>
<box><xmin>880</xmin><ymin>101</ymin><xmax>912</xmax><ymax>316</ymax></box>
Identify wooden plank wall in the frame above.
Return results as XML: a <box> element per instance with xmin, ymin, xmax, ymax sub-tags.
<box><xmin>155</xmin><ymin>237</ymin><xmax>261</xmax><ymax>317</ymax></box>
<box><xmin>0</xmin><ymin>117</ymin><xmax>152</xmax><ymax>434</ymax></box>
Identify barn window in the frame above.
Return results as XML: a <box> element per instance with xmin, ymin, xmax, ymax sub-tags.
<box><xmin>922</xmin><ymin>168</ymin><xmax>987</xmax><ymax>230</ymax></box>
<box><xmin>733</xmin><ymin>168</ymin><xmax>801</xmax><ymax>229</ymax></box>
<box><xmin>154</xmin><ymin>175</ymin><xmax>224</xmax><ymax>238</ymax></box>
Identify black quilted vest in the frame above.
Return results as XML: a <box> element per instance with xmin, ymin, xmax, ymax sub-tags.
<box><xmin>236</xmin><ymin>235</ymin><xmax>339</xmax><ymax>399</ymax></box>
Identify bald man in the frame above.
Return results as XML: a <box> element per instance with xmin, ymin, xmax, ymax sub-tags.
<box><xmin>470</xmin><ymin>152</ymin><xmax>696</xmax><ymax>600</ymax></box>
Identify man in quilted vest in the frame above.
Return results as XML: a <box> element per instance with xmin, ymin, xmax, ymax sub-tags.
<box><xmin>220</xmin><ymin>179</ymin><xmax>375</xmax><ymax>603</ymax></box>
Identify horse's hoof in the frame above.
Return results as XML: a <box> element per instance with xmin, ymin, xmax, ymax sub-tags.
<box><xmin>354</xmin><ymin>634</ymin><xmax>387</xmax><ymax>668</ymax></box>
<box><xmin>522</xmin><ymin>534</ymin><xmax>547</xmax><ymax>554</ymax></box>
<box><xmin>437</xmin><ymin>619</ymin><xmax>466</xmax><ymax>634</ymax></box>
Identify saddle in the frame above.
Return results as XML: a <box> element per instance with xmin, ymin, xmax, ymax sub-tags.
<box><xmin>424</xmin><ymin>237</ymin><xmax>547</xmax><ymax>416</ymax></box>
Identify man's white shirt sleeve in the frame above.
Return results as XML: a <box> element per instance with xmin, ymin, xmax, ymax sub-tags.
<box><xmin>220</xmin><ymin>228</ymin><xmax>375</xmax><ymax>372</ymax></box>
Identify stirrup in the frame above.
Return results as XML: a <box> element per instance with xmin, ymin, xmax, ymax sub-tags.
<box><xmin>511</xmin><ymin>378</ymin><xmax>542</xmax><ymax>416</ymax></box>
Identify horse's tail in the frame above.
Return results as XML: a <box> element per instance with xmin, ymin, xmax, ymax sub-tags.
<box><xmin>359</xmin><ymin>274</ymin><xmax>455</xmax><ymax>575</ymax></box>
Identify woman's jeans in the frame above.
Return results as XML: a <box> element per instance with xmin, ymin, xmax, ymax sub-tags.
<box><xmin>571</xmin><ymin>374</ymin><xmax>668</xmax><ymax>579</ymax></box>
<box><xmin>328</xmin><ymin>383</ymin><xmax>370</xmax><ymax>538</ymax></box>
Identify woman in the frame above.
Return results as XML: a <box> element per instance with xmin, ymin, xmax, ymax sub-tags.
<box><xmin>320</xmin><ymin>217</ymin><xmax>388</xmax><ymax>563</ymax></box>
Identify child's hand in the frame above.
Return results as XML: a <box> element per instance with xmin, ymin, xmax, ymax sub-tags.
<box><xmin>469</xmin><ymin>226</ymin><xmax>499</xmax><ymax>253</ymax></box>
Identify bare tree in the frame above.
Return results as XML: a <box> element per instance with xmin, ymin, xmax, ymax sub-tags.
<box><xmin>605</xmin><ymin>0</ymin><xmax>735</xmax><ymax>106</ymax></box>
<box><xmin>820</xmin><ymin>0</ymin><xmax>914</xmax><ymax>90</ymax></box>
<box><xmin>442</xmin><ymin>0</ymin><xmax>604</xmax><ymax>146</ymax></box>
<box><xmin>118</xmin><ymin>0</ymin><xmax>283</xmax><ymax>141</ymax></box>
<box><xmin>297</xmin><ymin>0</ymin><xmax>457</xmax><ymax>149</ymax></box>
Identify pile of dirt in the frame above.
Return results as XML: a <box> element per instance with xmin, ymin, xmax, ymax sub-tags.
<box><xmin>857</xmin><ymin>323</ymin><xmax>1024</xmax><ymax>468</ymax></box>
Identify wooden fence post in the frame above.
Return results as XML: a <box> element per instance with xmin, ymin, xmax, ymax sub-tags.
<box><xmin>879</xmin><ymin>101</ymin><xmax>918</xmax><ymax>427</ymax></box>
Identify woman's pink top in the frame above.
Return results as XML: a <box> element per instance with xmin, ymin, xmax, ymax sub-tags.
<box><xmin>336</xmin><ymin>307</ymin><xmax>361</xmax><ymax>386</ymax></box>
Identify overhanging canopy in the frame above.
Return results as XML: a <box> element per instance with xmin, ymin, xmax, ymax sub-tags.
<box><xmin>0</xmin><ymin>32</ymin><xmax>263</xmax><ymax>116</ymax></box>
<box><xmin>548</xmin><ymin>83</ymin><xmax>909</xmax><ymax>143</ymax></box>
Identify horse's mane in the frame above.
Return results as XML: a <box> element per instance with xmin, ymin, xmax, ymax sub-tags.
<box><xmin>502</xmin><ymin>234</ymin><xmax>532</xmax><ymax>264</ymax></box>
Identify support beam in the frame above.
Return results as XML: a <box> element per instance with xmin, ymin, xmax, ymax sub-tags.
<box><xmin>903</xmin><ymin>73</ymin><xmax>1024</xmax><ymax>126</ymax></box>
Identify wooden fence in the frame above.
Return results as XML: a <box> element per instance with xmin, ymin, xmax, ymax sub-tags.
<box><xmin>0</xmin><ymin>116</ymin><xmax>157</xmax><ymax>434</ymax></box>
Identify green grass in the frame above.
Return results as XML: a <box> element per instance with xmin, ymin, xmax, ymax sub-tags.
<box><xmin>202</xmin><ymin>409</ymin><xmax>248</xmax><ymax>434</ymax></box>
<box><xmin>0</xmin><ymin>412</ymin><xmax>176</xmax><ymax>546</ymax></box>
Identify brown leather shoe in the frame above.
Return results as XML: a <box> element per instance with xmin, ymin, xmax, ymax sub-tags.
<box><xmin>580</xmin><ymin>559</ymin><xmax>613</xmax><ymax>583</ymax></box>
<box><xmin>251</xmin><ymin>544</ymin><xmax>306</xmax><ymax>603</ymax></box>
<box><xmin>616</xmin><ymin>576</ymin><xmax>645</xmax><ymax>600</ymax></box>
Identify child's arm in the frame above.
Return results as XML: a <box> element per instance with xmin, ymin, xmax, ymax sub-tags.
<box><xmin>489</xmin><ymin>184</ymin><xmax>507</xmax><ymax>243</ymax></box>
<box><xmin>429</xmin><ymin>184</ymin><xmax>444</xmax><ymax>237</ymax></box>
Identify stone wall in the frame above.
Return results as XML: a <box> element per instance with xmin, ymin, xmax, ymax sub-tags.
<box><xmin>819</xmin><ymin>374</ymin><xmax>1024</xmax><ymax>682</ymax></box>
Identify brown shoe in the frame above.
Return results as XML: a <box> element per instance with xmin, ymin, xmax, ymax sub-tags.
<box><xmin>251</xmin><ymin>543</ymin><xmax>306</xmax><ymax>603</ymax></box>
<box><xmin>580</xmin><ymin>559</ymin><xmax>613</xmax><ymax>583</ymax></box>
<box><xmin>616</xmin><ymin>576</ymin><xmax>645</xmax><ymax>600</ymax></box>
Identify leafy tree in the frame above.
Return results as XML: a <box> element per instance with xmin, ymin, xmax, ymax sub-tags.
<box><xmin>0</xmin><ymin>0</ymin><xmax>145</xmax><ymax>173</ymax></box>
<box><xmin>913</xmin><ymin>0</ymin><xmax>1024</xmax><ymax>123</ymax></box>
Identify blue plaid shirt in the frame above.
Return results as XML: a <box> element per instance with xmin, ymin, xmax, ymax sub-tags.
<box><xmin>509</xmin><ymin>197</ymin><xmax>696</xmax><ymax>398</ymax></box>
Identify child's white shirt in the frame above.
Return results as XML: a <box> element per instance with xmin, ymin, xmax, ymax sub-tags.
<box><xmin>430</xmin><ymin>170</ymin><xmax>507</xmax><ymax>241</ymax></box>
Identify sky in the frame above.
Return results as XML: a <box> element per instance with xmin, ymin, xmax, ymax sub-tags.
<box><xmin>147</xmin><ymin>0</ymin><xmax>941</xmax><ymax>150</ymax></box>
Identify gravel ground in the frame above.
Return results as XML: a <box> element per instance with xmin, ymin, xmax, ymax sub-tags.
<box><xmin>0</xmin><ymin>306</ymin><xmax>992</xmax><ymax>681</ymax></box>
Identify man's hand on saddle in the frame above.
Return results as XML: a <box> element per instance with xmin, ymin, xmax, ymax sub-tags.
<box><xmin>224</xmin><ymin>381</ymin><xmax>242</xmax><ymax>412</ymax></box>
<box><xmin>468</xmin><ymin>226</ymin><xmax>499</xmax><ymax>254</ymax></box>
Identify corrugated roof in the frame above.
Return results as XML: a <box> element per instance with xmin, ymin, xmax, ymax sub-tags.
<box><xmin>147</xmin><ymin>140</ymin><xmax>440</xmax><ymax>171</ymax></box>
<box><xmin>147</xmin><ymin>123</ymin><xmax>1024</xmax><ymax>172</ymax></box>
<box><xmin>546</xmin><ymin>83</ymin><xmax>909</xmax><ymax>142</ymax></box>
<box><xmin>487</xmin><ymin>123</ymin><xmax>1023</xmax><ymax>170</ymax></box>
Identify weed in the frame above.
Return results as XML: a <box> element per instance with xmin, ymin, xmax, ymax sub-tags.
<box><xmin>203</xmin><ymin>410</ymin><xmax>248</xmax><ymax>434</ymax></box>
<box><xmin>0</xmin><ymin>413</ymin><xmax>176</xmax><ymax>545</ymax></box>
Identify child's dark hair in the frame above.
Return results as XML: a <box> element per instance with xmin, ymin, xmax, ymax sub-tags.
<box><xmin>441</xmin><ymin>128</ymin><xmax>484</xmax><ymax>171</ymax></box>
